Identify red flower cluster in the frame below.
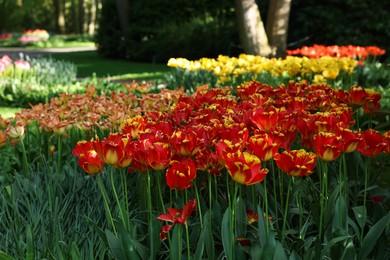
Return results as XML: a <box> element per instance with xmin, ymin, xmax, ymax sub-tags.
<box><xmin>287</xmin><ymin>44</ymin><xmax>386</xmax><ymax>60</ymax></box>
<box><xmin>71</xmin><ymin>80</ymin><xmax>389</xmax><ymax>186</ymax></box>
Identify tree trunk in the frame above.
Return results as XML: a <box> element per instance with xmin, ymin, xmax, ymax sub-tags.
<box><xmin>53</xmin><ymin>0</ymin><xmax>66</xmax><ymax>33</ymax></box>
<box><xmin>234</xmin><ymin>0</ymin><xmax>272</xmax><ymax>57</ymax></box>
<box><xmin>266</xmin><ymin>0</ymin><xmax>291</xmax><ymax>57</ymax></box>
<box><xmin>115</xmin><ymin>0</ymin><xmax>129</xmax><ymax>35</ymax></box>
<box><xmin>78</xmin><ymin>0</ymin><xmax>85</xmax><ymax>34</ymax></box>
<box><xmin>71</xmin><ymin>0</ymin><xmax>79</xmax><ymax>34</ymax></box>
<box><xmin>88</xmin><ymin>0</ymin><xmax>98</xmax><ymax>35</ymax></box>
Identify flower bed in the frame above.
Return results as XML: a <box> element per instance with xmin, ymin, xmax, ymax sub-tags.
<box><xmin>18</xmin><ymin>29</ymin><xmax>50</xmax><ymax>45</ymax></box>
<box><xmin>166</xmin><ymin>54</ymin><xmax>358</xmax><ymax>92</ymax></box>
<box><xmin>287</xmin><ymin>44</ymin><xmax>386</xmax><ymax>61</ymax></box>
<box><xmin>1</xmin><ymin>78</ymin><xmax>389</xmax><ymax>258</ymax></box>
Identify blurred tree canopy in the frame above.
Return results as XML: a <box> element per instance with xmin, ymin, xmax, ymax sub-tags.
<box><xmin>0</xmin><ymin>0</ymin><xmax>388</xmax><ymax>62</ymax></box>
<box><xmin>0</xmin><ymin>0</ymin><xmax>101</xmax><ymax>35</ymax></box>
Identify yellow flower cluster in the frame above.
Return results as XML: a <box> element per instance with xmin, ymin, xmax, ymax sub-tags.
<box><xmin>167</xmin><ymin>54</ymin><xmax>358</xmax><ymax>84</ymax></box>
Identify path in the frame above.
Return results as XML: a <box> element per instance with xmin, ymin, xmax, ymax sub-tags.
<box><xmin>0</xmin><ymin>46</ymin><xmax>96</xmax><ymax>57</ymax></box>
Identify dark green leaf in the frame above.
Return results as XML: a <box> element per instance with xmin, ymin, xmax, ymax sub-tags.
<box><xmin>221</xmin><ymin>207</ymin><xmax>231</xmax><ymax>259</ymax></box>
<box><xmin>360</xmin><ymin>212</ymin><xmax>390</xmax><ymax>260</ymax></box>
<box><xmin>352</xmin><ymin>206</ymin><xmax>367</xmax><ymax>230</ymax></box>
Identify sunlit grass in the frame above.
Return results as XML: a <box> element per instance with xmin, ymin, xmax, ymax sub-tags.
<box><xmin>0</xmin><ymin>106</ymin><xmax>23</xmax><ymax>118</ymax></box>
<box><xmin>49</xmin><ymin>51</ymin><xmax>170</xmax><ymax>81</ymax></box>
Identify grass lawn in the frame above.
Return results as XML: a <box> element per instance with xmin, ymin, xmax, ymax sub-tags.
<box><xmin>47</xmin><ymin>51</ymin><xmax>171</xmax><ymax>81</ymax></box>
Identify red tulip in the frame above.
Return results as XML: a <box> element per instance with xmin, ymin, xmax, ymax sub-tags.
<box><xmin>157</xmin><ymin>199</ymin><xmax>196</xmax><ymax>240</ymax></box>
<box><xmin>99</xmin><ymin>133</ymin><xmax>129</xmax><ymax>167</ymax></box>
<box><xmin>141</xmin><ymin>139</ymin><xmax>172</xmax><ymax>171</ymax></box>
<box><xmin>251</xmin><ymin>107</ymin><xmax>280</xmax><ymax>132</ymax></box>
<box><xmin>120</xmin><ymin>115</ymin><xmax>146</xmax><ymax>139</ymax></box>
<box><xmin>335</xmin><ymin>126</ymin><xmax>362</xmax><ymax>153</ymax></box>
<box><xmin>314</xmin><ymin>132</ymin><xmax>343</xmax><ymax>161</ymax></box>
<box><xmin>357</xmin><ymin>129</ymin><xmax>388</xmax><ymax>157</ymax></box>
<box><xmin>224</xmin><ymin>151</ymin><xmax>268</xmax><ymax>185</ymax></box>
<box><xmin>348</xmin><ymin>85</ymin><xmax>367</xmax><ymax>108</ymax></box>
<box><xmin>78</xmin><ymin>150</ymin><xmax>104</xmax><ymax>175</ymax></box>
<box><xmin>170</xmin><ymin>130</ymin><xmax>201</xmax><ymax>157</ymax></box>
<box><xmin>362</xmin><ymin>89</ymin><xmax>381</xmax><ymax>114</ymax></box>
<box><xmin>274</xmin><ymin>149</ymin><xmax>317</xmax><ymax>177</ymax></box>
<box><xmin>247</xmin><ymin>133</ymin><xmax>279</xmax><ymax>161</ymax></box>
<box><xmin>165</xmin><ymin>158</ymin><xmax>196</xmax><ymax>190</ymax></box>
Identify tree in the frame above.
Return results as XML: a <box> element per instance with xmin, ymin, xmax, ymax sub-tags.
<box><xmin>266</xmin><ymin>0</ymin><xmax>291</xmax><ymax>57</ymax></box>
<box><xmin>235</xmin><ymin>0</ymin><xmax>291</xmax><ymax>57</ymax></box>
<box><xmin>115</xmin><ymin>0</ymin><xmax>129</xmax><ymax>36</ymax></box>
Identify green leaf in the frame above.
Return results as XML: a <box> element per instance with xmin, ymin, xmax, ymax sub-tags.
<box><xmin>204</xmin><ymin>210</ymin><xmax>215</xmax><ymax>259</ymax></box>
<box><xmin>70</xmin><ymin>242</ymin><xmax>81</xmax><ymax>260</ymax></box>
<box><xmin>116</xmin><ymin>221</ymin><xmax>140</xmax><ymax>260</ymax></box>
<box><xmin>171</xmin><ymin>224</ymin><xmax>183</xmax><ymax>260</ymax></box>
<box><xmin>352</xmin><ymin>206</ymin><xmax>367</xmax><ymax>230</ymax></box>
<box><xmin>194</xmin><ymin>227</ymin><xmax>205</xmax><ymax>260</ymax></box>
<box><xmin>0</xmin><ymin>251</ymin><xmax>14</xmax><ymax>260</ymax></box>
<box><xmin>150</xmin><ymin>219</ymin><xmax>161</xmax><ymax>260</ymax></box>
<box><xmin>324</xmin><ymin>187</ymin><xmax>339</xmax><ymax>228</ymax></box>
<box><xmin>235</xmin><ymin>196</ymin><xmax>247</xmax><ymax>237</ymax></box>
<box><xmin>289</xmin><ymin>250</ymin><xmax>302</xmax><ymax>260</ymax></box>
<box><xmin>257</xmin><ymin>205</ymin><xmax>267</xmax><ymax>247</ymax></box>
<box><xmin>221</xmin><ymin>207</ymin><xmax>231</xmax><ymax>260</ymax></box>
<box><xmin>321</xmin><ymin>235</ymin><xmax>350</xmax><ymax>258</ymax></box>
<box><xmin>260</xmin><ymin>229</ymin><xmax>276</xmax><ymax>259</ymax></box>
<box><xmin>340</xmin><ymin>238</ymin><xmax>356</xmax><ymax>260</ymax></box>
<box><xmin>84</xmin><ymin>216</ymin><xmax>108</xmax><ymax>245</ymax></box>
<box><xmin>273</xmin><ymin>241</ymin><xmax>287</xmax><ymax>260</ymax></box>
<box><xmin>360</xmin><ymin>211</ymin><xmax>390</xmax><ymax>260</ymax></box>
<box><xmin>332</xmin><ymin>195</ymin><xmax>348</xmax><ymax>232</ymax></box>
<box><xmin>105</xmin><ymin>229</ymin><xmax>127</xmax><ymax>260</ymax></box>
<box><xmin>26</xmin><ymin>225</ymin><xmax>34</xmax><ymax>260</ymax></box>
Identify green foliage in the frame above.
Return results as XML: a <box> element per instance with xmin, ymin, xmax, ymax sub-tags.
<box><xmin>0</xmin><ymin>55</ymin><xmax>81</xmax><ymax>107</ymax></box>
<box><xmin>96</xmin><ymin>0</ymin><xmax>239</xmax><ymax>62</ymax></box>
<box><xmin>0</xmin><ymin>0</ymin><xmax>24</xmax><ymax>33</ymax></box>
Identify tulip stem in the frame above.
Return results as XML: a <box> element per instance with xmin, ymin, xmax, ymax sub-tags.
<box><xmin>271</xmin><ymin>161</ymin><xmax>278</xmax><ymax>223</ymax></box>
<box><xmin>97</xmin><ymin>175</ymin><xmax>116</xmax><ymax>234</ymax></box>
<box><xmin>281</xmin><ymin>176</ymin><xmax>292</xmax><ymax>247</ymax></box>
<box><xmin>263</xmin><ymin>177</ymin><xmax>269</xmax><ymax>237</ymax></box>
<box><xmin>361</xmin><ymin>157</ymin><xmax>370</xmax><ymax>242</ymax></box>
<box><xmin>56</xmin><ymin>136</ymin><xmax>62</xmax><ymax>175</ymax></box>
<box><xmin>319</xmin><ymin>160</ymin><xmax>328</xmax><ymax>243</ymax></box>
<box><xmin>193</xmin><ymin>181</ymin><xmax>203</xmax><ymax>229</ymax></box>
<box><xmin>185</xmin><ymin>223</ymin><xmax>191</xmax><ymax>260</ymax></box>
<box><xmin>298</xmin><ymin>178</ymin><xmax>303</xmax><ymax>239</ymax></box>
<box><xmin>20</xmin><ymin>137</ymin><xmax>29</xmax><ymax>175</ymax></box>
<box><xmin>111</xmin><ymin>168</ymin><xmax>126</xmax><ymax>228</ymax></box>
<box><xmin>147</xmin><ymin>170</ymin><xmax>154</xmax><ymax>258</ymax></box>
<box><xmin>120</xmin><ymin>168</ymin><xmax>130</xmax><ymax>229</ymax></box>
<box><xmin>208</xmin><ymin>174</ymin><xmax>212</xmax><ymax>217</ymax></box>
<box><xmin>157</xmin><ymin>171</ymin><xmax>166</xmax><ymax>212</ymax></box>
